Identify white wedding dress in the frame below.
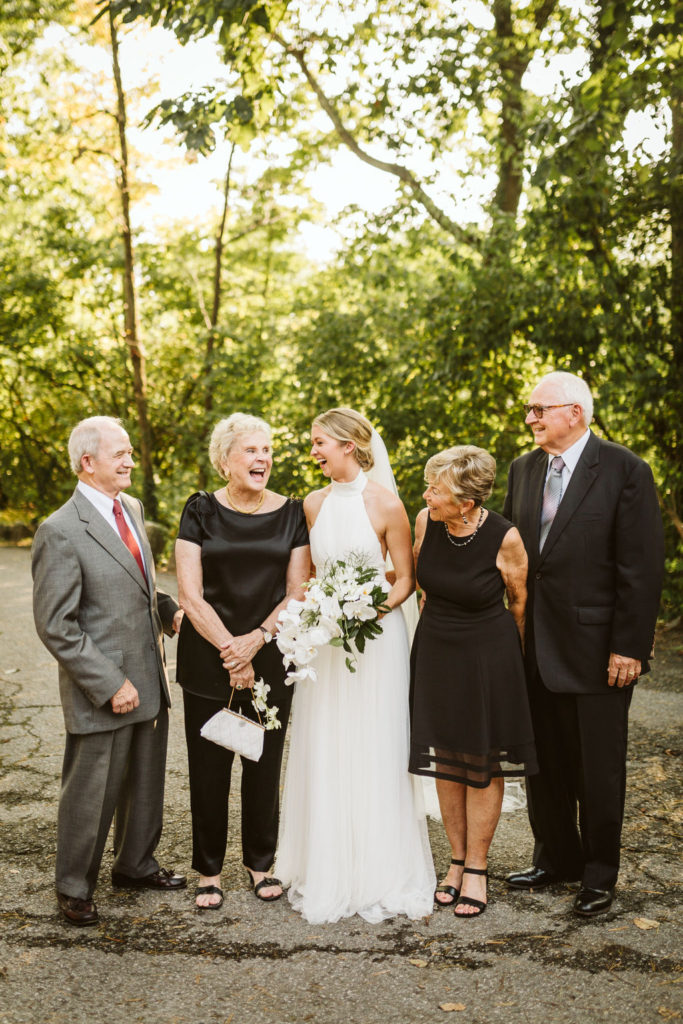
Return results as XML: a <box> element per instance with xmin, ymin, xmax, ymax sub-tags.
<box><xmin>275</xmin><ymin>471</ymin><xmax>436</xmax><ymax>924</ymax></box>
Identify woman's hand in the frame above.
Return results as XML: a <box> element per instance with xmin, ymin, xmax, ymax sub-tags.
<box><xmin>227</xmin><ymin>662</ymin><xmax>256</xmax><ymax>691</ymax></box>
<box><xmin>220</xmin><ymin>630</ymin><xmax>263</xmax><ymax>672</ymax></box>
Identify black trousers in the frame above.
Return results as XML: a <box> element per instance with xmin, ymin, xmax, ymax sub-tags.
<box><xmin>183</xmin><ymin>688</ymin><xmax>293</xmax><ymax>876</ymax></box>
<box><xmin>525</xmin><ymin>668</ymin><xmax>633</xmax><ymax>891</ymax></box>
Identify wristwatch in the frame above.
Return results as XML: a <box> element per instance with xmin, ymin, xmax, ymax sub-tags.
<box><xmin>258</xmin><ymin>625</ymin><xmax>273</xmax><ymax>644</ymax></box>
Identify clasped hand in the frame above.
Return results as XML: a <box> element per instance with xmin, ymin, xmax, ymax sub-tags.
<box><xmin>220</xmin><ymin>630</ymin><xmax>262</xmax><ymax>671</ymax></box>
<box><xmin>220</xmin><ymin>631</ymin><xmax>262</xmax><ymax>690</ymax></box>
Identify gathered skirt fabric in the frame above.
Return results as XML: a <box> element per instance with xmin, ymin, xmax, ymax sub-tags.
<box><xmin>276</xmin><ymin>608</ymin><xmax>436</xmax><ymax>924</ymax></box>
<box><xmin>410</xmin><ymin>601</ymin><xmax>537</xmax><ymax>787</ymax></box>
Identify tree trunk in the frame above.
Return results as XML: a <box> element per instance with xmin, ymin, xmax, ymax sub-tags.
<box><xmin>668</xmin><ymin>84</ymin><xmax>683</xmax><ymax>541</ymax></box>
<box><xmin>197</xmin><ymin>142</ymin><xmax>236</xmax><ymax>489</ymax></box>
<box><xmin>492</xmin><ymin>0</ymin><xmax>525</xmax><ymax>218</ymax></box>
<box><xmin>109</xmin><ymin>10</ymin><xmax>157</xmax><ymax>518</ymax></box>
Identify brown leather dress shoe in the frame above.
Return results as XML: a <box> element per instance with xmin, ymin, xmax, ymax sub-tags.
<box><xmin>111</xmin><ymin>867</ymin><xmax>187</xmax><ymax>890</ymax></box>
<box><xmin>57</xmin><ymin>891</ymin><xmax>99</xmax><ymax>927</ymax></box>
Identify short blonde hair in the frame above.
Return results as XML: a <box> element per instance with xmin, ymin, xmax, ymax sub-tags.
<box><xmin>425</xmin><ymin>445</ymin><xmax>496</xmax><ymax>507</ymax></box>
<box><xmin>68</xmin><ymin>416</ymin><xmax>125</xmax><ymax>475</ymax></box>
<box><xmin>209</xmin><ymin>413</ymin><xmax>272</xmax><ymax>480</ymax></box>
<box><xmin>312</xmin><ymin>407</ymin><xmax>374</xmax><ymax>471</ymax></box>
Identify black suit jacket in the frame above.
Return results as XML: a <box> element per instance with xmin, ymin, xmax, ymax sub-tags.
<box><xmin>503</xmin><ymin>432</ymin><xmax>664</xmax><ymax>694</ymax></box>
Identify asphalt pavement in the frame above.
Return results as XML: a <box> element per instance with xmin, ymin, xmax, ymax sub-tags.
<box><xmin>0</xmin><ymin>545</ymin><xmax>680</xmax><ymax>1024</ymax></box>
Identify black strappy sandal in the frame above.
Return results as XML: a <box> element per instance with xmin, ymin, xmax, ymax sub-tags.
<box><xmin>245</xmin><ymin>868</ymin><xmax>283</xmax><ymax>902</ymax></box>
<box><xmin>195</xmin><ymin>884</ymin><xmax>224</xmax><ymax>910</ymax></box>
<box><xmin>434</xmin><ymin>858</ymin><xmax>465</xmax><ymax>908</ymax></box>
<box><xmin>454</xmin><ymin>866</ymin><xmax>488</xmax><ymax>919</ymax></box>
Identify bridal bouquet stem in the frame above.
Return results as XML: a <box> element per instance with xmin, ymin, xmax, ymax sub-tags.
<box><xmin>276</xmin><ymin>555</ymin><xmax>391</xmax><ymax>683</ymax></box>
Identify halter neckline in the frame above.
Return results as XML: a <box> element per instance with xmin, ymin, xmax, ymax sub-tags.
<box><xmin>330</xmin><ymin>470</ymin><xmax>367</xmax><ymax>496</ymax></box>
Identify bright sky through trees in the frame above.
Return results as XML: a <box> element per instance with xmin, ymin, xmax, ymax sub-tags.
<box><xmin>41</xmin><ymin>8</ymin><xmax>666</xmax><ymax>263</ymax></box>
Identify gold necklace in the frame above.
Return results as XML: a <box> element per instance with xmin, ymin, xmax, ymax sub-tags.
<box><xmin>225</xmin><ymin>486</ymin><xmax>265</xmax><ymax>514</ymax></box>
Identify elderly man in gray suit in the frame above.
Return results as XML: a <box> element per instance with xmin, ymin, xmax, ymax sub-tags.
<box><xmin>32</xmin><ymin>416</ymin><xmax>186</xmax><ymax>926</ymax></box>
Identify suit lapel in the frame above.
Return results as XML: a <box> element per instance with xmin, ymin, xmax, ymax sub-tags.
<box><xmin>73</xmin><ymin>489</ymin><xmax>150</xmax><ymax>594</ymax></box>
<box><xmin>538</xmin><ymin>432</ymin><xmax>600</xmax><ymax>563</ymax></box>
<box><xmin>523</xmin><ymin>449</ymin><xmax>547</xmax><ymax>563</ymax></box>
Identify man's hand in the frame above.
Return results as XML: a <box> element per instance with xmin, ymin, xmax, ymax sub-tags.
<box><xmin>608</xmin><ymin>653</ymin><xmax>641</xmax><ymax>688</ymax></box>
<box><xmin>111</xmin><ymin>678</ymin><xmax>140</xmax><ymax>713</ymax></box>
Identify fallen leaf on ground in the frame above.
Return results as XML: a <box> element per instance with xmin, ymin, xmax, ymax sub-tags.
<box><xmin>439</xmin><ymin>1003</ymin><xmax>466</xmax><ymax>1012</ymax></box>
<box><xmin>409</xmin><ymin>959</ymin><xmax>428</xmax><ymax>967</ymax></box>
<box><xmin>634</xmin><ymin>917</ymin><xmax>660</xmax><ymax>930</ymax></box>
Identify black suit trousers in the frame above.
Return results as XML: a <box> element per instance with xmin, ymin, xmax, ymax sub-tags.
<box><xmin>183</xmin><ymin>687</ymin><xmax>293</xmax><ymax>875</ymax></box>
<box><xmin>526</xmin><ymin>668</ymin><xmax>633</xmax><ymax>891</ymax></box>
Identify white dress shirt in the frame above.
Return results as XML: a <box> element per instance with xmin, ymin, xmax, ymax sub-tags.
<box><xmin>77</xmin><ymin>480</ymin><xmax>148</xmax><ymax>575</ymax></box>
<box><xmin>545</xmin><ymin>428</ymin><xmax>591</xmax><ymax>502</ymax></box>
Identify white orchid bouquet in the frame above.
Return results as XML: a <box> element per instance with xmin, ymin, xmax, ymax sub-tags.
<box><xmin>251</xmin><ymin>679</ymin><xmax>281</xmax><ymax>731</ymax></box>
<box><xmin>276</xmin><ymin>554</ymin><xmax>391</xmax><ymax>683</ymax></box>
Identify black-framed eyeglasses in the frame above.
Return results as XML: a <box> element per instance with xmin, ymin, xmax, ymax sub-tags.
<box><xmin>523</xmin><ymin>403</ymin><xmax>574</xmax><ymax>419</ymax></box>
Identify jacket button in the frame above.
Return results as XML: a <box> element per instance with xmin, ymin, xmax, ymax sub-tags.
<box><xmin>535</xmin><ymin>572</ymin><xmax>542</xmax><ymax>581</ymax></box>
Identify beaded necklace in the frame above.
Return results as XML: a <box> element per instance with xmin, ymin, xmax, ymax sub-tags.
<box><xmin>443</xmin><ymin>507</ymin><xmax>486</xmax><ymax>547</ymax></box>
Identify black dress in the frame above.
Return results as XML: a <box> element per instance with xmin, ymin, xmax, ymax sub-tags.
<box><xmin>409</xmin><ymin>510</ymin><xmax>537</xmax><ymax>788</ymax></box>
<box><xmin>176</xmin><ymin>490</ymin><xmax>309</xmax><ymax>875</ymax></box>
<box><xmin>177</xmin><ymin>491</ymin><xmax>309</xmax><ymax>705</ymax></box>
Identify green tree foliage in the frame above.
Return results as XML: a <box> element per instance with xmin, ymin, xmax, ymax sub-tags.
<box><xmin>1</xmin><ymin>1</ymin><xmax>680</xmax><ymax>612</ymax></box>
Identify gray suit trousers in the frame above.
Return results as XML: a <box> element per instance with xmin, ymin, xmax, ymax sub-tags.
<box><xmin>56</xmin><ymin>707</ymin><xmax>169</xmax><ymax>899</ymax></box>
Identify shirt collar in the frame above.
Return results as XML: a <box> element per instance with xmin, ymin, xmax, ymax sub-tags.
<box><xmin>77</xmin><ymin>479</ymin><xmax>122</xmax><ymax>520</ymax></box>
<box><xmin>548</xmin><ymin>428</ymin><xmax>591</xmax><ymax>475</ymax></box>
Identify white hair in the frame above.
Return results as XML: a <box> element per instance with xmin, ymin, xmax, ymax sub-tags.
<box><xmin>68</xmin><ymin>416</ymin><xmax>125</xmax><ymax>475</ymax></box>
<box><xmin>537</xmin><ymin>371</ymin><xmax>593</xmax><ymax>425</ymax></box>
<box><xmin>208</xmin><ymin>413</ymin><xmax>272</xmax><ymax>480</ymax></box>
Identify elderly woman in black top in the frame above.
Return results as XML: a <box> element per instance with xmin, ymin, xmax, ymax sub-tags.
<box><xmin>176</xmin><ymin>413</ymin><xmax>309</xmax><ymax>909</ymax></box>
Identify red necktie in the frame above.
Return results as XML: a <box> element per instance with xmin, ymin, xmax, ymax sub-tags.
<box><xmin>113</xmin><ymin>499</ymin><xmax>147</xmax><ymax>580</ymax></box>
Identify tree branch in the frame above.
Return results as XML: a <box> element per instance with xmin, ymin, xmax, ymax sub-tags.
<box><xmin>272</xmin><ymin>32</ymin><xmax>480</xmax><ymax>251</ymax></box>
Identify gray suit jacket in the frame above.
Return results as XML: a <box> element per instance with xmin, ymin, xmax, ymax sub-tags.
<box><xmin>32</xmin><ymin>488</ymin><xmax>178</xmax><ymax>734</ymax></box>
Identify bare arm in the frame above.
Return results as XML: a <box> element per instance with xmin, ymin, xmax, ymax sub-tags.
<box><xmin>175</xmin><ymin>539</ymin><xmax>234</xmax><ymax>650</ymax></box>
<box><xmin>496</xmin><ymin>526</ymin><xmax>528</xmax><ymax>643</ymax></box>
<box><xmin>413</xmin><ymin>508</ymin><xmax>428</xmax><ymax>613</ymax></box>
<box><xmin>382</xmin><ymin>495</ymin><xmax>416</xmax><ymax>611</ymax></box>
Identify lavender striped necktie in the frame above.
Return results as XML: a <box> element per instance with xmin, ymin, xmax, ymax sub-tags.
<box><xmin>539</xmin><ymin>456</ymin><xmax>565</xmax><ymax>550</ymax></box>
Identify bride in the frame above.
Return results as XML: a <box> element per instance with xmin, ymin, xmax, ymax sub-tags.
<box><xmin>275</xmin><ymin>408</ymin><xmax>435</xmax><ymax>924</ymax></box>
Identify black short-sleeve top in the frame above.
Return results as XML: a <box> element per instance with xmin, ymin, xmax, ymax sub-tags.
<box><xmin>176</xmin><ymin>491</ymin><xmax>309</xmax><ymax>701</ymax></box>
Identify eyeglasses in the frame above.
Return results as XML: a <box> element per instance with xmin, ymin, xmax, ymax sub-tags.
<box><xmin>523</xmin><ymin>403</ymin><xmax>574</xmax><ymax>419</ymax></box>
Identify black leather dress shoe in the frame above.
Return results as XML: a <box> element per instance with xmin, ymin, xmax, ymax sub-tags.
<box><xmin>57</xmin><ymin>891</ymin><xmax>99</xmax><ymax>926</ymax></box>
<box><xmin>506</xmin><ymin>866</ymin><xmax>559</xmax><ymax>890</ymax></box>
<box><xmin>573</xmin><ymin>887</ymin><xmax>614</xmax><ymax>916</ymax></box>
<box><xmin>111</xmin><ymin>867</ymin><xmax>187</xmax><ymax>891</ymax></box>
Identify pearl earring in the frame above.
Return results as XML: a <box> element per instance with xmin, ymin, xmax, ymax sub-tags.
<box><xmin>462</xmin><ymin>511</ymin><xmax>469</xmax><ymax>525</ymax></box>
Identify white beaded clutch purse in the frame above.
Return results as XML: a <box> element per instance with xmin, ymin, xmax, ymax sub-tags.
<box><xmin>200</xmin><ymin>690</ymin><xmax>265</xmax><ymax>762</ymax></box>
